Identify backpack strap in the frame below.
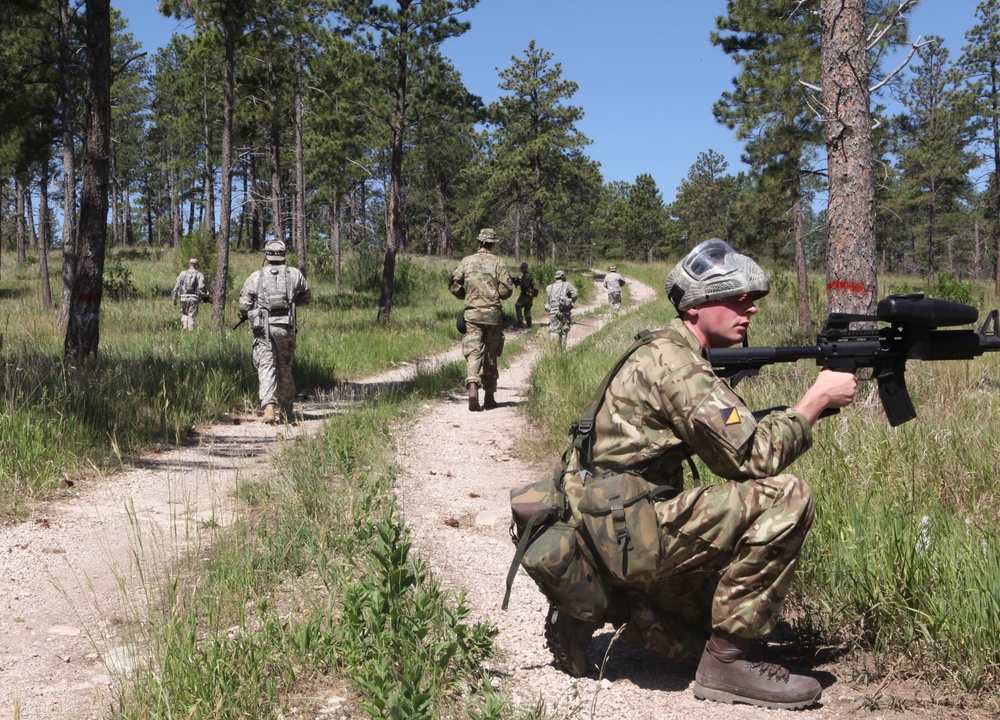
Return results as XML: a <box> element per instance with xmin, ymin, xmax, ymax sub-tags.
<box><xmin>502</xmin><ymin>504</ymin><xmax>560</xmax><ymax>610</ymax></box>
<box><xmin>570</xmin><ymin>329</ymin><xmax>657</xmax><ymax>468</ymax></box>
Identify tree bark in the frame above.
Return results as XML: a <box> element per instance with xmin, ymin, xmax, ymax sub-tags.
<box><xmin>794</xmin><ymin>196</ymin><xmax>811</xmax><ymax>329</ymax></box>
<box><xmin>65</xmin><ymin>0</ymin><xmax>111</xmax><ymax>362</ymax></box>
<box><xmin>330</xmin><ymin>195</ymin><xmax>342</xmax><ymax>292</ymax></box>
<box><xmin>268</xmin><ymin>59</ymin><xmax>284</xmax><ymax>243</ymax></box>
<box><xmin>377</xmin><ymin>47</ymin><xmax>408</xmax><ymax>323</ymax></box>
<box><xmin>294</xmin><ymin>48</ymin><xmax>307</xmax><ymax>273</ymax></box>
<box><xmin>38</xmin><ymin>156</ymin><xmax>53</xmax><ymax>308</ymax></box>
<box><xmin>58</xmin><ymin>0</ymin><xmax>78</xmax><ymax>329</ymax></box>
<box><xmin>821</xmin><ymin>0</ymin><xmax>877</xmax><ymax>315</ymax></box>
<box><xmin>211</xmin><ymin>27</ymin><xmax>235</xmax><ymax>332</ymax></box>
<box><xmin>15</xmin><ymin>175</ymin><xmax>27</xmax><ymax>265</ymax></box>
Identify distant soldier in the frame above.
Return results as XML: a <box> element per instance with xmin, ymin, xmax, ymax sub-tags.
<box><xmin>544</xmin><ymin>270</ymin><xmax>578</xmax><ymax>348</ymax></box>
<box><xmin>449</xmin><ymin>228</ymin><xmax>514</xmax><ymax>411</ymax></box>
<box><xmin>603</xmin><ymin>264</ymin><xmax>626</xmax><ymax>315</ymax></box>
<box><xmin>513</xmin><ymin>262</ymin><xmax>538</xmax><ymax>328</ymax></box>
<box><xmin>238</xmin><ymin>240</ymin><xmax>312</xmax><ymax>424</ymax></box>
<box><xmin>171</xmin><ymin>258</ymin><xmax>209</xmax><ymax>331</ymax></box>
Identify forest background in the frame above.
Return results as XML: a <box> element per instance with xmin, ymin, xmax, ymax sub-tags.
<box><xmin>4</xmin><ymin>0</ymin><xmax>1000</xmax><ymax>338</ymax></box>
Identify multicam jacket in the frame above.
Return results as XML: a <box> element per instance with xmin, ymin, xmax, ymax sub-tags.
<box><xmin>586</xmin><ymin>317</ymin><xmax>813</xmax><ymax>489</ymax></box>
<box><xmin>544</xmin><ymin>280</ymin><xmax>578</xmax><ymax>313</ymax></box>
<box><xmin>449</xmin><ymin>248</ymin><xmax>513</xmax><ymax>325</ymax></box>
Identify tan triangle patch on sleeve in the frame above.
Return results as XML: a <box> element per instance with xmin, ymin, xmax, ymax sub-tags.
<box><xmin>721</xmin><ymin>407</ymin><xmax>741</xmax><ymax>426</ymax></box>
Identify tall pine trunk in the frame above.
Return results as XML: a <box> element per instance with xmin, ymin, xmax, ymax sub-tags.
<box><xmin>58</xmin><ymin>0</ymin><xmax>78</xmax><ymax>329</ymax></box>
<box><xmin>821</xmin><ymin>0</ymin><xmax>877</xmax><ymax>316</ymax></box>
<box><xmin>65</xmin><ymin>0</ymin><xmax>111</xmax><ymax>362</ymax></box>
<box><xmin>211</xmin><ymin>28</ymin><xmax>235</xmax><ymax>331</ymax></box>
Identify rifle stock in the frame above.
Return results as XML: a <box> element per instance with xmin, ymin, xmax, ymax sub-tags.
<box><xmin>704</xmin><ymin>293</ymin><xmax>1000</xmax><ymax>426</ymax></box>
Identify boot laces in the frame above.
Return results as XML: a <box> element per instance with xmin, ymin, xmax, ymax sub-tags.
<box><xmin>746</xmin><ymin>661</ymin><xmax>791</xmax><ymax>683</ymax></box>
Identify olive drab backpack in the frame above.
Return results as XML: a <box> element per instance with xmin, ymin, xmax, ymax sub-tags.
<box><xmin>504</xmin><ymin>329</ymin><xmax>694</xmax><ymax>619</ymax></box>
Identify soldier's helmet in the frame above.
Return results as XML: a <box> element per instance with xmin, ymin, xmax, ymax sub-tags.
<box><xmin>189</xmin><ymin>258</ymin><xmax>199</xmax><ymax>266</ymax></box>
<box><xmin>264</xmin><ymin>239</ymin><xmax>286</xmax><ymax>262</ymax></box>
<box><xmin>478</xmin><ymin>228</ymin><xmax>497</xmax><ymax>245</ymax></box>
<box><xmin>554</xmin><ymin>270</ymin><xmax>567</xmax><ymax>280</ymax></box>
<box><xmin>665</xmin><ymin>238</ymin><xmax>769</xmax><ymax>311</ymax></box>
<box><xmin>520</xmin><ymin>262</ymin><xmax>528</xmax><ymax>271</ymax></box>
<box><xmin>610</xmin><ymin>265</ymin><xmax>616</xmax><ymax>272</ymax></box>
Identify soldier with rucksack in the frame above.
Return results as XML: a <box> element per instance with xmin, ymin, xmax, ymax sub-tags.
<box><xmin>449</xmin><ymin>228</ymin><xmax>514</xmax><ymax>411</ymax></box>
<box><xmin>603</xmin><ymin>264</ymin><xmax>626</xmax><ymax>315</ymax></box>
<box><xmin>238</xmin><ymin>240</ymin><xmax>311</xmax><ymax>424</ymax></box>
<box><xmin>171</xmin><ymin>258</ymin><xmax>209</xmax><ymax>331</ymax></box>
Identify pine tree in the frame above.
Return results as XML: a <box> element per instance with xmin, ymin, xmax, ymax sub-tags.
<box><xmin>958</xmin><ymin>0</ymin><xmax>1000</xmax><ymax>294</ymax></box>
<box><xmin>486</xmin><ymin>41</ymin><xmax>592</xmax><ymax>263</ymax></box>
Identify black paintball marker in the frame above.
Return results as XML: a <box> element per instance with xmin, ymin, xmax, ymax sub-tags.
<box><xmin>704</xmin><ymin>293</ymin><xmax>1000</xmax><ymax>426</ymax></box>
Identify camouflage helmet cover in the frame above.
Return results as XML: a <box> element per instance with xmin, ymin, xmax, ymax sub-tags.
<box><xmin>478</xmin><ymin>228</ymin><xmax>497</xmax><ymax>245</ymax></box>
<box><xmin>264</xmin><ymin>239</ymin><xmax>287</xmax><ymax>261</ymax></box>
<box><xmin>665</xmin><ymin>239</ymin><xmax>769</xmax><ymax>311</ymax></box>
<box><xmin>189</xmin><ymin>258</ymin><xmax>199</xmax><ymax>266</ymax></box>
<box><xmin>520</xmin><ymin>262</ymin><xmax>528</xmax><ymax>270</ymax></box>
<box><xmin>610</xmin><ymin>265</ymin><xmax>616</xmax><ymax>272</ymax></box>
<box><xmin>554</xmin><ymin>270</ymin><xmax>567</xmax><ymax>280</ymax></box>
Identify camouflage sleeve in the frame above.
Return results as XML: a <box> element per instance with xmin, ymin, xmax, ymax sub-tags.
<box><xmin>237</xmin><ymin>272</ymin><xmax>258</xmax><ymax>317</ymax></box>
<box><xmin>653</xmin><ymin>356</ymin><xmax>812</xmax><ymax>480</ymax></box>
<box><xmin>497</xmin><ymin>258</ymin><xmax>513</xmax><ymax>300</ymax></box>
<box><xmin>294</xmin><ymin>272</ymin><xmax>312</xmax><ymax>306</ymax></box>
<box><xmin>448</xmin><ymin>263</ymin><xmax>466</xmax><ymax>299</ymax></box>
<box><xmin>172</xmin><ymin>274</ymin><xmax>182</xmax><ymax>302</ymax></box>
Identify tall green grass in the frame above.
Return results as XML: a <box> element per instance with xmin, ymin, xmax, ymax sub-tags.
<box><xmin>0</xmin><ymin>249</ymin><xmax>467</xmax><ymax>519</ymax></box>
<box><xmin>526</xmin><ymin>271</ymin><xmax>1000</xmax><ymax>700</ymax></box>
<box><xmin>112</xmin><ymin>381</ymin><xmax>504</xmax><ymax>719</ymax></box>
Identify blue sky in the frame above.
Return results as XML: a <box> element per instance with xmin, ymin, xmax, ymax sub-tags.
<box><xmin>117</xmin><ymin>0</ymin><xmax>980</xmax><ymax>203</ymax></box>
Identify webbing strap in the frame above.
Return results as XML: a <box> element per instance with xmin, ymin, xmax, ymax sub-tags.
<box><xmin>502</xmin><ymin>506</ymin><xmax>559</xmax><ymax>610</ymax></box>
<box><xmin>571</xmin><ymin>329</ymin><xmax>658</xmax><ymax>464</ymax></box>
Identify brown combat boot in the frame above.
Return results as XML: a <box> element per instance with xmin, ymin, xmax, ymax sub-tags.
<box><xmin>261</xmin><ymin>404</ymin><xmax>277</xmax><ymax>424</ymax></box>
<box><xmin>467</xmin><ymin>382</ymin><xmax>480</xmax><ymax>411</ymax></box>
<box><xmin>544</xmin><ymin>604</ymin><xmax>601</xmax><ymax>678</ymax></box>
<box><xmin>483</xmin><ymin>391</ymin><xmax>498</xmax><ymax>409</ymax></box>
<box><xmin>693</xmin><ymin>631</ymin><xmax>822</xmax><ymax>710</ymax></box>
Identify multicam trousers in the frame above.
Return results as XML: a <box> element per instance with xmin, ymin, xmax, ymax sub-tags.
<box><xmin>252</xmin><ymin>324</ymin><xmax>297</xmax><ymax>410</ymax></box>
<box><xmin>462</xmin><ymin>320</ymin><xmax>504</xmax><ymax>391</ymax></box>
<box><xmin>622</xmin><ymin>474</ymin><xmax>815</xmax><ymax>665</ymax></box>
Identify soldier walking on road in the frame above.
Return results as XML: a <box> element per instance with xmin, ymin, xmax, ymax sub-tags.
<box><xmin>513</xmin><ymin>262</ymin><xmax>537</xmax><ymax>328</ymax></box>
<box><xmin>449</xmin><ymin>228</ymin><xmax>514</xmax><ymax>411</ymax></box>
<box><xmin>544</xmin><ymin>270</ymin><xmax>578</xmax><ymax>348</ymax></box>
<box><xmin>238</xmin><ymin>240</ymin><xmax>311</xmax><ymax>424</ymax></box>
<box><xmin>171</xmin><ymin>258</ymin><xmax>209</xmax><ymax>331</ymax></box>
<box><xmin>603</xmin><ymin>264</ymin><xmax>626</xmax><ymax>315</ymax></box>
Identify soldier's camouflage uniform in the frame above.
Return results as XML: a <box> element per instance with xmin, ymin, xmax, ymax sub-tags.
<box><xmin>561</xmin><ymin>317</ymin><xmax>815</xmax><ymax>665</ymax></box>
<box><xmin>545</xmin><ymin>280</ymin><xmax>578</xmax><ymax>346</ymax></box>
<box><xmin>449</xmin><ymin>247</ymin><xmax>513</xmax><ymax>391</ymax></box>
<box><xmin>515</xmin><ymin>270</ymin><xmax>536</xmax><ymax>327</ymax></box>
<box><xmin>172</xmin><ymin>267</ymin><xmax>207</xmax><ymax>331</ymax></box>
<box><xmin>238</xmin><ymin>264</ymin><xmax>311</xmax><ymax>415</ymax></box>
<box><xmin>603</xmin><ymin>271</ymin><xmax>626</xmax><ymax>315</ymax></box>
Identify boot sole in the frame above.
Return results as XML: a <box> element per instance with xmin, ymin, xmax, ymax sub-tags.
<box><xmin>692</xmin><ymin>681</ymin><xmax>821</xmax><ymax>710</ymax></box>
